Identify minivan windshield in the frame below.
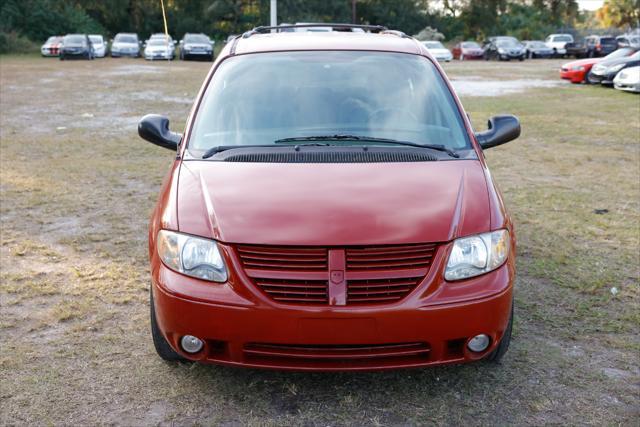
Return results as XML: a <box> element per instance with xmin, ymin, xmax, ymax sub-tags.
<box><xmin>189</xmin><ymin>51</ymin><xmax>470</xmax><ymax>155</ymax></box>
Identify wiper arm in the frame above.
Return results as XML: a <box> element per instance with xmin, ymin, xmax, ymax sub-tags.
<box><xmin>274</xmin><ymin>135</ymin><xmax>459</xmax><ymax>158</ymax></box>
<box><xmin>202</xmin><ymin>143</ymin><xmax>331</xmax><ymax>159</ymax></box>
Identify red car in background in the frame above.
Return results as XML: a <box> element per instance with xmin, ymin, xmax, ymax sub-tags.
<box><xmin>560</xmin><ymin>47</ymin><xmax>637</xmax><ymax>83</ymax></box>
<box><xmin>452</xmin><ymin>41</ymin><xmax>484</xmax><ymax>60</ymax></box>
<box><xmin>41</xmin><ymin>36</ymin><xmax>63</xmax><ymax>57</ymax></box>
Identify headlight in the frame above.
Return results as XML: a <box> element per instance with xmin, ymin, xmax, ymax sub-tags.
<box><xmin>157</xmin><ymin>230</ymin><xmax>228</xmax><ymax>282</ymax></box>
<box><xmin>445</xmin><ymin>230</ymin><xmax>510</xmax><ymax>281</ymax></box>
<box><xmin>571</xmin><ymin>65</ymin><xmax>585</xmax><ymax>71</ymax></box>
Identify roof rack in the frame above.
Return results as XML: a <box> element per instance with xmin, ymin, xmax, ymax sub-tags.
<box><xmin>242</xmin><ymin>23</ymin><xmax>389</xmax><ymax>38</ymax></box>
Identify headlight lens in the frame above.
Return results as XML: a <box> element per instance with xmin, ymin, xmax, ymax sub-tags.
<box><xmin>157</xmin><ymin>230</ymin><xmax>227</xmax><ymax>282</ymax></box>
<box><xmin>571</xmin><ymin>65</ymin><xmax>585</xmax><ymax>71</ymax></box>
<box><xmin>445</xmin><ymin>230</ymin><xmax>510</xmax><ymax>281</ymax></box>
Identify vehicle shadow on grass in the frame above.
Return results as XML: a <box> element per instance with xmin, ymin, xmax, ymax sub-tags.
<box><xmin>156</xmin><ymin>340</ymin><xmax>541</xmax><ymax>424</ymax></box>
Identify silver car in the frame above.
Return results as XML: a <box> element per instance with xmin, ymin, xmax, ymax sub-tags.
<box><xmin>179</xmin><ymin>33</ymin><xmax>214</xmax><ymax>61</ymax></box>
<box><xmin>111</xmin><ymin>33</ymin><xmax>140</xmax><ymax>57</ymax></box>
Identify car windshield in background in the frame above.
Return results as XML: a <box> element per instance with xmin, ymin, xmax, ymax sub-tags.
<box><xmin>89</xmin><ymin>36</ymin><xmax>102</xmax><ymax>44</ymax></box>
<box><xmin>530</xmin><ymin>41</ymin><xmax>546</xmax><ymax>48</ymax></box>
<box><xmin>462</xmin><ymin>42</ymin><xmax>480</xmax><ymax>48</ymax></box>
<box><xmin>424</xmin><ymin>42</ymin><xmax>445</xmax><ymax>49</ymax></box>
<box><xmin>497</xmin><ymin>40</ymin><xmax>519</xmax><ymax>48</ymax></box>
<box><xmin>115</xmin><ymin>36</ymin><xmax>136</xmax><ymax>43</ymax></box>
<box><xmin>189</xmin><ymin>51</ymin><xmax>470</xmax><ymax>155</ymax></box>
<box><xmin>554</xmin><ymin>35</ymin><xmax>572</xmax><ymax>42</ymax></box>
<box><xmin>64</xmin><ymin>36</ymin><xmax>85</xmax><ymax>45</ymax></box>
<box><xmin>600</xmin><ymin>38</ymin><xmax>616</xmax><ymax>44</ymax></box>
<box><xmin>185</xmin><ymin>35</ymin><xmax>209</xmax><ymax>43</ymax></box>
<box><xmin>46</xmin><ymin>36</ymin><xmax>58</xmax><ymax>43</ymax></box>
<box><xmin>605</xmin><ymin>48</ymin><xmax>635</xmax><ymax>59</ymax></box>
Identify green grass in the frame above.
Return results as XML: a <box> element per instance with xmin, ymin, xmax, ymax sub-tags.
<box><xmin>0</xmin><ymin>57</ymin><xmax>638</xmax><ymax>425</ymax></box>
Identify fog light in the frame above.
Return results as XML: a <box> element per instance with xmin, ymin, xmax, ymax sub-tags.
<box><xmin>467</xmin><ymin>334</ymin><xmax>490</xmax><ymax>352</ymax></box>
<box><xmin>180</xmin><ymin>335</ymin><xmax>204</xmax><ymax>354</ymax></box>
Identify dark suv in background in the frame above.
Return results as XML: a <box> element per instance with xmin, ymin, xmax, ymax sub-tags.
<box><xmin>566</xmin><ymin>35</ymin><xmax>618</xmax><ymax>58</ymax></box>
<box><xmin>60</xmin><ymin>34</ymin><xmax>94</xmax><ymax>60</ymax></box>
<box><xmin>483</xmin><ymin>37</ymin><xmax>525</xmax><ymax>61</ymax></box>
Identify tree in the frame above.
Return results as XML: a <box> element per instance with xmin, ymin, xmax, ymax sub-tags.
<box><xmin>597</xmin><ymin>0</ymin><xmax>640</xmax><ymax>28</ymax></box>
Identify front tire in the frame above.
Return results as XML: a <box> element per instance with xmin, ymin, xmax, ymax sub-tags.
<box><xmin>150</xmin><ymin>287</ymin><xmax>185</xmax><ymax>362</ymax></box>
<box><xmin>486</xmin><ymin>302</ymin><xmax>513</xmax><ymax>363</ymax></box>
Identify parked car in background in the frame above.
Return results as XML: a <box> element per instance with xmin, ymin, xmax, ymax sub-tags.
<box><xmin>560</xmin><ymin>47</ymin><xmax>637</xmax><ymax>83</ymax></box>
<box><xmin>522</xmin><ymin>40</ymin><xmax>554</xmax><ymax>58</ymax></box>
<box><xmin>452</xmin><ymin>41</ymin><xmax>484</xmax><ymax>60</ymax></box>
<box><xmin>144</xmin><ymin>37</ymin><xmax>175</xmax><ymax>60</ymax></box>
<box><xmin>41</xmin><ymin>36</ymin><xmax>63</xmax><ymax>57</ymax></box>
<box><xmin>613</xmin><ymin>65</ymin><xmax>640</xmax><ymax>93</ymax></box>
<box><xmin>148</xmin><ymin>33</ymin><xmax>176</xmax><ymax>48</ymax></box>
<box><xmin>179</xmin><ymin>33</ymin><xmax>214</xmax><ymax>61</ymax></box>
<box><xmin>566</xmin><ymin>36</ymin><xmax>619</xmax><ymax>58</ymax></box>
<box><xmin>89</xmin><ymin>35</ymin><xmax>107</xmax><ymax>57</ymax></box>
<box><xmin>60</xmin><ymin>34</ymin><xmax>94</xmax><ymax>60</ymax></box>
<box><xmin>545</xmin><ymin>33</ymin><xmax>573</xmax><ymax>57</ymax></box>
<box><xmin>138</xmin><ymin>24</ymin><xmax>521</xmax><ymax>370</ymax></box>
<box><xmin>588</xmin><ymin>51</ymin><xmax>640</xmax><ymax>85</ymax></box>
<box><xmin>616</xmin><ymin>34</ymin><xmax>640</xmax><ymax>49</ymax></box>
<box><xmin>483</xmin><ymin>37</ymin><xmax>525</xmax><ymax>61</ymax></box>
<box><xmin>421</xmin><ymin>41</ymin><xmax>453</xmax><ymax>62</ymax></box>
<box><xmin>111</xmin><ymin>33</ymin><xmax>140</xmax><ymax>57</ymax></box>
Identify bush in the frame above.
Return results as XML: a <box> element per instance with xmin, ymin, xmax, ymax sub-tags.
<box><xmin>0</xmin><ymin>31</ymin><xmax>39</xmax><ymax>54</ymax></box>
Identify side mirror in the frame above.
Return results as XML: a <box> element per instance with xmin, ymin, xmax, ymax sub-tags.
<box><xmin>138</xmin><ymin>114</ymin><xmax>182</xmax><ymax>151</ymax></box>
<box><xmin>475</xmin><ymin>115</ymin><xmax>520</xmax><ymax>149</ymax></box>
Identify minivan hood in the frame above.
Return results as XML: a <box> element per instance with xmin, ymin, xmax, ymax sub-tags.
<box><xmin>177</xmin><ymin>160</ymin><xmax>491</xmax><ymax>246</ymax></box>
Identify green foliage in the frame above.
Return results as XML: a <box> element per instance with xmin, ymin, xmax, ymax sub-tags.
<box><xmin>0</xmin><ymin>31</ymin><xmax>39</xmax><ymax>54</ymax></box>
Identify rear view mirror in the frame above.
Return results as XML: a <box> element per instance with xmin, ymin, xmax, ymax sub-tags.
<box><xmin>475</xmin><ymin>115</ymin><xmax>520</xmax><ymax>149</ymax></box>
<box><xmin>138</xmin><ymin>114</ymin><xmax>182</xmax><ymax>151</ymax></box>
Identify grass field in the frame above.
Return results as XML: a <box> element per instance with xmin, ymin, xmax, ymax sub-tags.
<box><xmin>1</xmin><ymin>55</ymin><xmax>639</xmax><ymax>425</ymax></box>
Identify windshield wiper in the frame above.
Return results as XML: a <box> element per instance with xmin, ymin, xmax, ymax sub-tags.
<box><xmin>202</xmin><ymin>143</ymin><xmax>331</xmax><ymax>159</ymax></box>
<box><xmin>274</xmin><ymin>135</ymin><xmax>459</xmax><ymax>158</ymax></box>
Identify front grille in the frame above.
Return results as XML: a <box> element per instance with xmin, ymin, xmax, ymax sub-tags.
<box><xmin>236</xmin><ymin>245</ymin><xmax>328</xmax><ymax>271</ymax></box>
<box><xmin>235</xmin><ymin>243</ymin><xmax>437</xmax><ymax>306</ymax></box>
<box><xmin>345</xmin><ymin>243</ymin><xmax>436</xmax><ymax>270</ymax></box>
<box><xmin>244</xmin><ymin>342</ymin><xmax>431</xmax><ymax>365</ymax></box>
<box><xmin>253</xmin><ymin>278</ymin><xmax>328</xmax><ymax>304</ymax></box>
<box><xmin>347</xmin><ymin>277</ymin><xmax>423</xmax><ymax>304</ymax></box>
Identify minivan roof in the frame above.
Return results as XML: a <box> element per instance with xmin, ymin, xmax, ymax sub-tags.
<box><xmin>232</xmin><ymin>32</ymin><xmax>421</xmax><ymax>56</ymax></box>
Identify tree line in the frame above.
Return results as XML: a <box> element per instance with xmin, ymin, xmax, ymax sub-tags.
<box><xmin>0</xmin><ymin>0</ymin><xmax>638</xmax><ymax>50</ymax></box>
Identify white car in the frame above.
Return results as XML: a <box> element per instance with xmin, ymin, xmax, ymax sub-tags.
<box><xmin>111</xmin><ymin>33</ymin><xmax>140</xmax><ymax>57</ymax></box>
<box><xmin>89</xmin><ymin>35</ymin><xmax>107</xmax><ymax>57</ymax></box>
<box><xmin>545</xmin><ymin>33</ymin><xmax>573</xmax><ymax>56</ymax></box>
<box><xmin>144</xmin><ymin>38</ymin><xmax>175</xmax><ymax>60</ymax></box>
<box><xmin>148</xmin><ymin>33</ymin><xmax>175</xmax><ymax>49</ymax></box>
<box><xmin>41</xmin><ymin>36</ymin><xmax>63</xmax><ymax>57</ymax></box>
<box><xmin>422</xmin><ymin>41</ymin><xmax>453</xmax><ymax>62</ymax></box>
<box><xmin>613</xmin><ymin>66</ymin><xmax>640</xmax><ymax>93</ymax></box>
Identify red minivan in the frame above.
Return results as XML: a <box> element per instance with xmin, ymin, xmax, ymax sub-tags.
<box><xmin>139</xmin><ymin>24</ymin><xmax>521</xmax><ymax>371</ymax></box>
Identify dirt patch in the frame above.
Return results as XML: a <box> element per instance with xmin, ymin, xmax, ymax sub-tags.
<box><xmin>451</xmin><ymin>77</ymin><xmax>567</xmax><ymax>96</ymax></box>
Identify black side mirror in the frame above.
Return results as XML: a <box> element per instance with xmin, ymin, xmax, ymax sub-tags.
<box><xmin>475</xmin><ymin>115</ymin><xmax>520</xmax><ymax>149</ymax></box>
<box><xmin>138</xmin><ymin>114</ymin><xmax>182</xmax><ymax>151</ymax></box>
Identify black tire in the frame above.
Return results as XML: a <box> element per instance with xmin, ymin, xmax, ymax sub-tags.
<box><xmin>150</xmin><ymin>287</ymin><xmax>185</xmax><ymax>362</ymax></box>
<box><xmin>486</xmin><ymin>302</ymin><xmax>513</xmax><ymax>363</ymax></box>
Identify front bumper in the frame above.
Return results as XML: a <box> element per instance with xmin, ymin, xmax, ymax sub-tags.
<box><xmin>614</xmin><ymin>81</ymin><xmax>640</xmax><ymax>93</ymax></box>
<box><xmin>560</xmin><ymin>68</ymin><xmax>586</xmax><ymax>83</ymax></box>
<box><xmin>588</xmin><ymin>71</ymin><xmax>614</xmax><ymax>85</ymax></box>
<box><xmin>151</xmin><ymin>245</ymin><xmax>515</xmax><ymax>371</ymax></box>
<box><xmin>111</xmin><ymin>50</ymin><xmax>139</xmax><ymax>57</ymax></box>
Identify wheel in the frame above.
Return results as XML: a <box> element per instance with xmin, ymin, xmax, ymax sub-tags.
<box><xmin>486</xmin><ymin>301</ymin><xmax>513</xmax><ymax>363</ymax></box>
<box><xmin>518</xmin><ymin>55</ymin><xmax>524</xmax><ymax>61</ymax></box>
<box><xmin>150</xmin><ymin>286</ymin><xmax>185</xmax><ymax>362</ymax></box>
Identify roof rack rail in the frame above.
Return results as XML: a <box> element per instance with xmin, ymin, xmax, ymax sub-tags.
<box><xmin>242</xmin><ymin>23</ymin><xmax>389</xmax><ymax>38</ymax></box>
<box><xmin>380</xmin><ymin>29</ymin><xmax>411</xmax><ymax>38</ymax></box>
